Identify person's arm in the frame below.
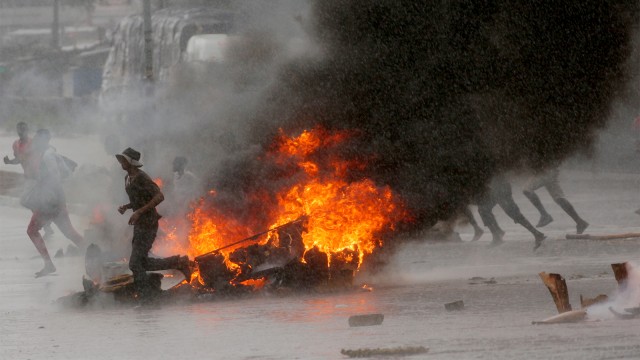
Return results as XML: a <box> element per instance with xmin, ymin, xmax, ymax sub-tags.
<box><xmin>128</xmin><ymin>176</ymin><xmax>164</xmax><ymax>225</ymax></box>
<box><xmin>129</xmin><ymin>192</ymin><xmax>164</xmax><ymax>225</ymax></box>
<box><xmin>118</xmin><ymin>203</ymin><xmax>132</xmax><ymax>214</ymax></box>
<box><xmin>3</xmin><ymin>155</ymin><xmax>20</xmax><ymax>164</ymax></box>
<box><xmin>4</xmin><ymin>144</ymin><xmax>21</xmax><ymax>164</ymax></box>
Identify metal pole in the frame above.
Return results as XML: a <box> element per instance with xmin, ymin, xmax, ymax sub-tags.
<box><xmin>143</xmin><ymin>0</ymin><xmax>153</xmax><ymax>83</ymax></box>
<box><xmin>52</xmin><ymin>0</ymin><xmax>60</xmax><ymax>50</ymax></box>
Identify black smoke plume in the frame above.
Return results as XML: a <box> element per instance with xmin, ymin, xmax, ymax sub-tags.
<box><xmin>207</xmin><ymin>1</ymin><xmax>639</xmax><ymax>232</ymax></box>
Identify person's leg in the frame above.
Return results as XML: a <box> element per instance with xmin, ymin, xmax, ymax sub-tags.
<box><xmin>477</xmin><ymin>200</ymin><xmax>504</xmax><ymax>244</ymax></box>
<box><xmin>129</xmin><ymin>224</ymin><xmax>192</xmax><ymax>289</ymax></box>
<box><xmin>523</xmin><ymin>190</ymin><xmax>553</xmax><ymax>227</ymax></box>
<box><xmin>523</xmin><ymin>175</ymin><xmax>553</xmax><ymax>227</ymax></box>
<box><xmin>43</xmin><ymin>221</ymin><xmax>55</xmax><ymax>239</ymax></box>
<box><xmin>52</xmin><ymin>208</ymin><xmax>85</xmax><ymax>248</ymax></box>
<box><xmin>129</xmin><ymin>224</ymin><xmax>155</xmax><ymax>285</ymax></box>
<box><xmin>27</xmin><ymin>211</ymin><xmax>56</xmax><ymax>276</ymax></box>
<box><xmin>463</xmin><ymin>207</ymin><xmax>484</xmax><ymax>241</ymax></box>
<box><xmin>497</xmin><ymin>191</ymin><xmax>546</xmax><ymax>249</ymax></box>
<box><xmin>546</xmin><ymin>177</ymin><xmax>589</xmax><ymax>234</ymax></box>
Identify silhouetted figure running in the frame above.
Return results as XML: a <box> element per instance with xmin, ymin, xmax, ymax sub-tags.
<box><xmin>463</xmin><ymin>207</ymin><xmax>484</xmax><ymax>241</ymax></box>
<box><xmin>522</xmin><ymin>168</ymin><xmax>589</xmax><ymax>234</ymax></box>
<box><xmin>478</xmin><ymin>175</ymin><xmax>546</xmax><ymax>250</ymax></box>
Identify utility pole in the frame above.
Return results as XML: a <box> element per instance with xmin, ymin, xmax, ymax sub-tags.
<box><xmin>143</xmin><ymin>0</ymin><xmax>153</xmax><ymax>84</ymax></box>
<box><xmin>52</xmin><ymin>0</ymin><xmax>60</xmax><ymax>50</ymax></box>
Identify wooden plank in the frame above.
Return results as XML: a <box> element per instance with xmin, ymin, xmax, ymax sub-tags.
<box><xmin>611</xmin><ymin>262</ymin><xmax>629</xmax><ymax>291</ymax></box>
<box><xmin>539</xmin><ymin>272</ymin><xmax>572</xmax><ymax>313</ymax></box>
<box><xmin>566</xmin><ymin>233</ymin><xmax>640</xmax><ymax>240</ymax></box>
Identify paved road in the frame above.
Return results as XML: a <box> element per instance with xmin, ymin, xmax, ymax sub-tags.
<box><xmin>1</xmin><ymin>164</ymin><xmax>640</xmax><ymax>359</ymax></box>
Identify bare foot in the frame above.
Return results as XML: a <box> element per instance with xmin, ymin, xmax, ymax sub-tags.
<box><xmin>576</xmin><ymin>220</ymin><xmax>589</xmax><ymax>235</ymax></box>
<box><xmin>471</xmin><ymin>227</ymin><xmax>484</xmax><ymax>242</ymax></box>
<box><xmin>35</xmin><ymin>262</ymin><xmax>56</xmax><ymax>278</ymax></box>
<box><xmin>536</xmin><ymin>214</ymin><xmax>553</xmax><ymax>228</ymax></box>
<box><xmin>533</xmin><ymin>235</ymin><xmax>546</xmax><ymax>251</ymax></box>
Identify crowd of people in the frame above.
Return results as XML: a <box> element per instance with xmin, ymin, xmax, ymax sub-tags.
<box><xmin>2</xmin><ymin>121</ymin><xmax>594</xmax><ymax>297</ymax></box>
<box><xmin>3</xmin><ymin>122</ymin><xmax>196</xmax><ymax>299</ymax></box>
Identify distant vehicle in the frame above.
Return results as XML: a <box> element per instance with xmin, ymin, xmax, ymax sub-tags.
<box><xmin>100</xmin><ymin>6</ymin><xmax>234</xmax><ymax>102</ymax></box>
<box><xmin>184</xmin><ymin>33</ymin><xmax>232</xmax><ymax>63</ymax></box>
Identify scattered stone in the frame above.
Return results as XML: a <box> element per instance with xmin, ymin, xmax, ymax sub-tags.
<box><xmin>348</xmin><ymin>313</ymin><xmax>384</xmax><ymax>327</ymax></box>
<box><xmin>444</xmin><ymin>300</ymin><xmax>464</xmax><ymax>311</ymax></box>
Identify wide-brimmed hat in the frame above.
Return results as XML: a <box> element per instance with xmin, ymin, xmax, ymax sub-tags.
<box><xmin>115</xmin><ymin>147</ymin><xmax>142</xmax><ymax>167</ymax></box>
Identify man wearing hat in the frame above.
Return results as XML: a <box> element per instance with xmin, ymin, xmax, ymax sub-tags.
<box><xmin>116</xmin><ymin>147</ymin><xmax>192</xmax><ymax>296</ymax></box>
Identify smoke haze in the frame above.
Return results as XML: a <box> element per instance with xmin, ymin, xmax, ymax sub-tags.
<box><xmin>202</xmin><ymin>1</ymin><xmax>640</xmax><ymax>232</ymax></box>
<box><xmin>94</xmin><ymin>1</ymin><xmax>640</xmax><ymax>236</ymax></box>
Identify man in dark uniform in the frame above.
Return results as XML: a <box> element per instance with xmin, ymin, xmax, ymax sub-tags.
<box><xmin>477</xmin><ymin>175</ymin><xmax>546</xmax><ymax>250</ymax></box>
<box><xmin>116</xmin><ymin>148</ymin><xmax>192</xmax><ymax>296</ymax></box>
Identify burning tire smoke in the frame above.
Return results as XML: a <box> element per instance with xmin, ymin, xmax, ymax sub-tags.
<box><xmin>205</xmin><ymin>1</ymin><xmax>639</xmax><ymax>233</ymax></box>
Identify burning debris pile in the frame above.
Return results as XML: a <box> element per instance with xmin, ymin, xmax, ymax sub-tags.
<box><xmin>64</xmin><ymin>127</ymin><xmax>412</xmax><ymax>306</ymax></box>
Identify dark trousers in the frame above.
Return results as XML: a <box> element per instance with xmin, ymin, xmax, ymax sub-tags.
<box><xmin>478</xmin><ymin>178</ymin><xmax>542</xmax><ymax>239</ymax></box>
<box><xmin>129</xmin><ymin>222</ymin><xmax>181</xmax><ymax>286</ymax></box>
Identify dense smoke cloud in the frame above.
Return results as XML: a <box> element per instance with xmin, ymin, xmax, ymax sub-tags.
<box><xmin>204</xmin><ymin>1</ymin><xmax>639</xmax><ymax>231</ymax></box>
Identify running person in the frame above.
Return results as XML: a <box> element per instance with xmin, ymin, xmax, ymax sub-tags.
<box><xmin>116</xmin><ymin>147</ymin><xmax>192</xmax><ymax>297</ymax></box>
<box><xmin>522</xmin><ymin>167</ymin><xmax>589</xmax><ymax>234</ymax></box>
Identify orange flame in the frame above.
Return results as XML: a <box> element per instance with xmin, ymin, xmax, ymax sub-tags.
<box><xmin>156</xmin><ymin>126</ymin><xmax>409</xmax><ymax>277</ymax></box>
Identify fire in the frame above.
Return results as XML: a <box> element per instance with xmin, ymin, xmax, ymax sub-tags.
<box><xmin>153</xmin><ymin>178</ymin><xmax>164</xmax><ymax>188</ymax></box>
<box><xmin>268</xmin><ymin>127</ymin><xmax>407</xmax><ymax>261</ymax></box>
<box><xmin>156</xmin><ymin>126</ymin><xmax>410</xmax><ymax>285</ymax></box>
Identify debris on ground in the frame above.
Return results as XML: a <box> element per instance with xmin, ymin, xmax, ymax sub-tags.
<box><xmin>340</xmin><ymin>346</ymin><xmax>428</xmax><ymax>358</ymax></box>
<box><xmin>566</xmin><ymin>233</ymin><xmax>640</xmax><ymax>240</ymax></box>
<box><xmin>580</xmin><ymin>294</ymin><xmax>608</xmax><ymax>308</ymax></box>
<box><xmin>611</xmin><ymin>262</ymin><xmax>629</xmax><ymax>290</ymax></box>
<box><xmin>348</xmin><ymin>314</ymin><xmax>384</xmax><ymax>327</ymax></box>
<box><xmin>532</xmin><ymin>309</ymin><xmax>587</xmax><ymax>325</ymax></box>
<box><xmin>609</xmin><ymin>306</ymin><xmax>640</xmax><ymax>320</ymax></box>
<box><xmin>539</xmin><ymin>272</ymin><xmax>572</xmax><ymax>313</ymax></box>
<box><xmin>444</xmin><ymin>300</ymin><xmax>464</xmax><ymax>311</ymax></box>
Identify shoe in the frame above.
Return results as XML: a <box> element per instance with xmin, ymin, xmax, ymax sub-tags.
<box><xmin>533</xmin><ymin>235</ymin><xmax>546</xmax><ymax>251</ymax></box>
<box><xmin>177</xmin><ymin>256</ymin><xmax>193</xmax><ymax>282</ymax></box>
<box><xmin>536</xmin><ymin>214</ymin><xmax>553</xmax><ymax>228</ymax></box>
<box><xmin>35</xmin><ymin>262</ymin><xmax>56</xmax><ymax>278</ymax></box>
<box><xmin>576</xmin><ymin>220</ymin><xmax>589</xmax><ymax>235</ymax></box>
